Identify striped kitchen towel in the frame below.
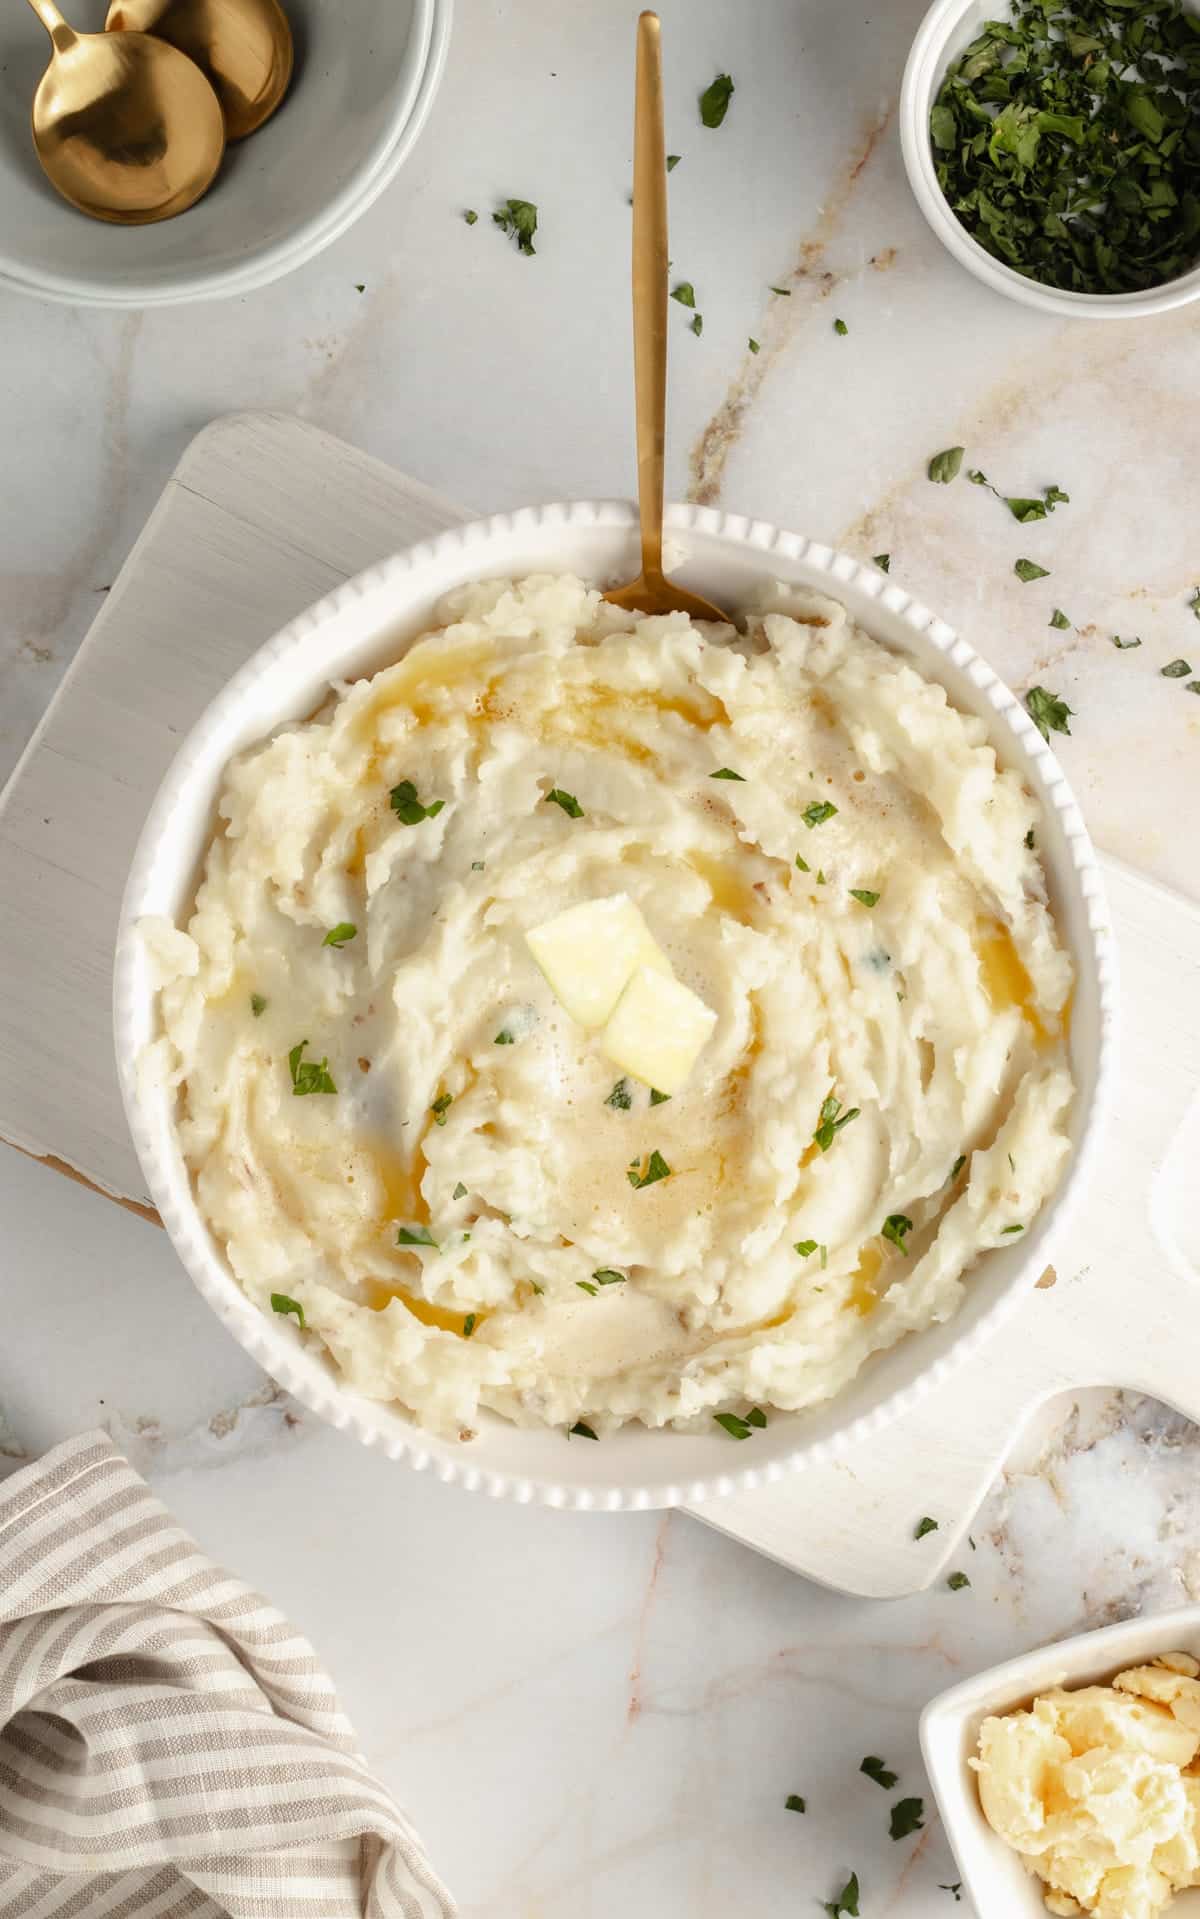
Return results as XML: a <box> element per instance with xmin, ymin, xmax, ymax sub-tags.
<box><xmin>0</xmin><ymin>1431</ymin><xmax>456</xmax><ymax>1919</ymax></box>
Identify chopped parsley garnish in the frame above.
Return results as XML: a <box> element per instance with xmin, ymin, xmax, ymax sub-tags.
<box><xmin>861</xmin><ymin>1755</ymin><xmax>898</xmax><ymax>1790</ymax></box>
<box><xmin>568</xmin><ymin>1420</ymin><xmax>598</xmax><ymax>1440</ymax></box>
<box><xmin>833</xmin><ymin>317</ymin><xmax>848</xmax><ymax>335</ymax></box>
<box><xmin>748</xmin><ymin>337</ymin><xmax>761</xmax><ymax>353</ymax></box>
<box><xmin>699</xmin><ymin>71</ymin><xmax>734</xmax><ymax>128</ymax></box>
<box><xmin>1049</xmin><ymin>608</ymin><xmax>1071</xmax><ymax>629</ymax></box>
<box><xmin>389</xmin><ymin>780</ymin><xmax>445</xmax><ymax>824</ymax></box>
<box><xmin>823</xmin><ymin>1872</ymin><xmax>860</xmax><ymax>1918</ymax></box>
<box><xmin>890</xmin><ymin>1797</ymin><xmax>925</xmax><ymax>1840</ymax></box>
<box><xmin>452</xmin><ymin>1181</ymin><xmax>468</xmax><ymax>1200</ymax></box>
<box><xmin>802</xmin><ymin>800</ymin><xmax>838</xmax><ymax>829</ymax></box>
<box><xmin>671</xmin><ymin>281</ymin><xmax>696</xmax><ymax>308</ymax></box>
<box><xmin>785</xmin><ymin>1793</ymin><xmax>806</xmax><ymax>1813</ymax></box>
<box><xmin>605</xmin><ymin>1079</ymin><xmax>633</xmax><ymax>1111</ymax></box>
<box><xmin>323</xmin><ymin>922</ymin><xmax>357</xmax><ymax>947</ymax></box>
<box><xmin>1024</xmin><ymin>826</ymin><xmax>1035</xmax><ymax>848</ymax></box>
<box><xmin>430</xmin><ymin>1093</ymin><xmax>453</xmax><ymax>1126</ymax></box>
<box><xmin>932</xmin><ymin>0</ymin><xmax>1200</xmax><ymax>296</ymax></box>
<box><xmin>711</xmin><ymin>766</ymin><xmax>745</xmax><ymax>780</ymax></box>
<box><xmin>947</xmin><ymin>1570</ymin><xmax>971</xmax><ymax>1591</ymax></box>
<box><xmin>471</xmin><ymin>858</ymin><xmax>485</xmax><ymax>870</ymax></box>
<box><xmin>769</xmin><ymin>285</ymin><xmax>791</xmax><ymax>297</ymax></box>
<box><xmin>545</xmin><ymin>787</ymin><xmax>583</xmax><ymax>817</ymax></box>
<box><xmin>576</xmin><ymin>1280</ymin><xmax>598</xmax><ymax>1296</ymax></box>
<box><xmin>849</xmin><ymin>888</ymin><xmax>879</xmax><ymax>908</ymax></box>
<box><xmin>690</xmin><ymin>313</ymin><xmax>703</xmax><ymax>337</ymax></box>
<box><xmin>1191</xmin><ymin>588</ymin><xmax>1200</xmax><ymax>621</ymax></box>
<box><xmin>816</xmin><ymin>870</ymin><xmax>826</xmax><ymax>884</ymax></box>
<box><xmin>1002</xmin><ymin>1223</ymin><xmax>1025</xmax><ymax>1234</ymax></box>
<box><xmin>288</xmin><ymin>1040</ymin><xmax>337</xmax><ymax>1096</ymax></box>
<box><xmin>492</xmin><ymin>197</ymin><xmax>538</xmax><ymax>254</ymax></box>
<box><xmin>463</xmin><ymin>209</ymin><xmax>478</xmax><ymax>225</ymax></box>
<box><xmin>627</xmin><ymin>1150</ymin><xmax>672</xmax><ymax>1189</ymax></box>
<box><xmin>952</xmin><ymin>1153</ymin><xmax>967</xmax><ymax>1180</ymax></box>
<box><xmin>667</xmin><ymin>153</ymin><xmax>681</xmax><ymax>171</ymax></box>
<box><xmin>1014</xmin><ymin>557</ymin><xmax>1049</xmax><ymax>582</ymax></box>
<box><xmin>1163</xmin><ymin>658</ymin><xmax>1193</xmax><ymax>678</ymax></box>
<box><xmin>813</xmin><ymin>1094</ymin><xmax>860</xmax><ymax>1153</ymax></box>
<box><xmin>915</xmin><ymin>1515</ymin><xmax>939</xmax><ymax>1539</ymax></box>
<box><xmin>881</xmin><ymin>1212</ymin><xmax>913</xmax><ymax>1255</ymax></box>
<box><xmin>593</xmin><ymin>1268</ymin><xmax>626</xmax><ymax>1285</ymax></box>
<box><xmin>795</xmin><ymin>852</ymin><xmax>811</xmax><ymax>872</ymax></box>
<box><xmin>271</xmin><ymin>1292</ymin><xmax>305</xmax><ymax>1328</ymax></box>
<box><xmin>1026</xmin><ymin>685</ymin><xmax>1074</xmax><ymax>740</ymax></box>
<box><xmin>396</xmin><ymin>1224</ymin><xmax>437</xmax><ymax>1248</ymax></box>
<box><xmin>250</xmin><ymin>992</ymin><xmax>267</xmax><ymax>1017</ymax></box>
<box><xmin>927</xmin><ymin>445</ymin><xmax>964</xmax><ymax>484</ymax></box>
<box><xmin>795</xmin><ymin>1239</ymin><xmax>819</xmax><ymax>1257</ymax></box>
<box><xmin>1188</xmin><ymin>681</ymin><xmax>1200</xmax><ymax>694</ymax></box>
<box><xmin>650</xmin><ymin>1088</ymin><xmax>671</xmax><ymax>1106</ymax></box>
<box><xmin>873</xmin><ymin>553</ymin><xmax>890</xmax><ymax>572</ymax></box>
<box><xmin>462</xmin><ymin>1313</ymin><xmax>477</xmax><ymax>1337</ymax></box>
<box><xmin>494</xmin><ymin>1029</ymin><xmax>515</xmax><ymax>1045</ymax></box>
<box><xmin>714</xmin><ymin>1408</ymin><xmax>766</xmax><ymax>1440</ymax></box>
<box><xmin>1112</xmin><ymin>634</ymin><xmax>1142</xmax><ymax>648</ymax></box>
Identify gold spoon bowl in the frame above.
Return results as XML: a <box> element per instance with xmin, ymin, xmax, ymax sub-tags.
<box><xmin>27</xmin><ymin>0</ymin><xmax>225</xmax><ymax>224</ymax></box>
<box><xmin>105</xmin><ymin>0</ymin><xmax>293</xmax><ymax>141</ymax></box>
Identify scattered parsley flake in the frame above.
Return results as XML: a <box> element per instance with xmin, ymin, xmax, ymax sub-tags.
<box><xmin>823</xmin><ymin>1872</ymin><xmax>860</xmax><ymax>1918</ymax></box>
<box><xmin>711</xmin><ymin>766</ymin><xmax>745</xmax><ymax>780</ymax></box>
<box><xmin>1024</xmin><ymin>827</ymin><xmax>1035</xmax><ymax>849</ymax></box>
<box><xmin>813</xmin><ymin>1094</ymin><xmax>860</xmax><ymax>1153</ymax></box>
<box><xmin>915</xmin><ymin>1515</ymin><xmax>939</xmax><ymax>1539</ymax></box>
<box><xmin>1112</xmin><ymin>634</ymin><xmax>1142</xmax><ymax>649</ymax></box>
<box><xmin>816</xmin><ymin>870</ymin><xmax>826</xmax><ymax>884</ymax></box>
<box><xmin>928</xmin><ymin>446</ymin><xmax>964</xmax><ymax>484</ymax></box>
<box><xmin>874</xmin><ymin>553</ymin><xmax>890</xmax><ymax>572</ymax></box>
<box><xmin>785</xmin><ymin>1792</ymin><xmax>806</xmax><ymax>1813</ymax></box>
<box><xmin>323</xmin><ymin>922</ymin><xmax>357</xmax><ymax>947</ymax></box>
<box><xmin>462</xmin><ymin>1313</ymin><xmax>477</xmax><ymax>1337</ymax></box>
<box><xmin>1002</xmin><ymin>1223</ymin><xmax>1025</xmax><ymax>1234</ymax></box>
<box><xmin>576</xmin><ymin>1280</ymin><xmax>598</xmax><ymax>1296</ymax></box>
<box><xmin>389</xmin><ymin>780</ymin><xmax>444</xmax><ymax>824</ymax></box>
<box><xmin>714</xmin><ymin>1409</ymin><xmax>765</xmax><ymax>1440</ymax></box>
<box><xmin>1163</xmin><ymin>658</ymin><xmax>1193</xmax><ymax>678</ymax></box>
<box><xmin>947</xmin><ymin>1570</ymin><xmax>971</xmax><ymax>1591</ymax></box>
<box><xmin>699</xmin><ymin>72</ymin><xmax>735</xmax><ymax>127</ymax></box>
<box><xmin>746</xmin><ymin>1406</ymin><xmax>766</xmax><ymax>1428</ymax></box>
<box><xmin>748</xmin><ymin>337</ymin><xmax>761</xmax><ymax>353</ymax></box>
<box><xmin>690</xmin><ymin>313</ymin><xmax>703</xmax><ymax>336</ymax></box>
<box><xmin>1049</xmin><ymin>608</ymin><xmax>1071</xmax><ymax>629</ymax></box>
<box><xmin>1014</xmin><ymin>557</ymin><xmax>1049</xmax><ymax>582</ymax></box>
<box><xmin>795</xmin><ymin>852</ymin><xmax>811</xmax><ymax>872</ymax></box>
<box><xmin>463</xmin><ymin>209</ymin><xmax>478</xmax><ymax>225</ymax></box>
<box><xmin>250</xmin><ymin>992</ymin><xmax>267</xmax><ymax>1017</ymax></box>
<box><xmin>605</xmin><ymin>1079</ymin><xmax>634</xmax><ymax>1111</ymax></box>
<box><xmin>795</xmin><ymin>1239</ymin><xmax>819</xmax><ymax>1257</ymax></box>
<box><xmin>650</xmin><ymin>1088</ymin><xmax>671</xmax><ymax>1106</ymax></box>
<box><xmin>803</xmin><ymin>800</ymin><xmax>838</xmax><ymax>829</ymax></box>
<box><xmin>1190</xmin><ymin>588</ymin><xmax>1200</xmax><ymax>622</ymax></box>
<box><xmin>1026</xmin><ymin>685</ymin><xmax>1074</xmax><ymax>740</ymax></box>
<box><xmin>890</xmin><ymin>1797</ymin><xmax>925</xmax><ymax>1840</ymax></box>
<box><xmin>1188</xmin><ymin>681</ymin><xmax>1200</xmax><ymax>694</ymax></box>
<box><xmin>881</xmin><ymin>1213</ymin><xmax>913</xmax><ymax>1255</ymax></box>
<box><xmin>667</xmin><ymin>153</ymin><xmax>681</xmax><ymax>171</ymax></box>
<box><xmin>939</xmin><ymin>1887</ymin><xmax>963</xmax><ymax>1903</ymax></box>
<box><xmin>628</xmin><ymin>1150</ymin><xmax>672</xmax><ymax>1189</ymax></box>
<box><xmin>396</xmin><ymin>1224</ymin><xmax>437</xmax><ymax>1248</ymax></box>
<box><xmin>849</xmin><ymin>888</ymin><xmax>879</xmax><ymax>908</ymax></box>
<box><xmin>769</xmin><ymin>284</ymin><xmax>791</xmax><ymax>295</ymax></box>
<box><xmin>951</xmin><ymin>1153</ymin><xmax>967</xmax><ymax>1179</ymax></box>
<box><xmin>430</xmin><ymin>1093</ymin><xmax>453</xmax><ymax>1126</ymax></box>
<box><xmin>452</xmin><ymin>1182</ymin><xmax>468</xmax><ymax>1200</ymax></box>
<box><xmin>545</xmin><ymin>787</ymin><xmax>583</xmax><ymax>817</ymax></box>
<box><xmin>834</xmin><ymin>317</ymin><xmax>849</xmax><ymax>335</ymax></box>
<box><xmin>671</xmin><ymin>281</ymin><xmax>696</xmax><ymax>308</ymax></box>
<box><xmin>471</xmin><ymin>858</ymin><xmax>485</xmax><ymax>870</ymax></box>
<box><xmin>593</xmin><ymin>1269</ymin><xmax>626</xmax><ymax>1285</ymax></box>
<box><xmin>1007</xmin><ymin>485</ymin><xmax>1069</xmax><ymax>523</ymax></box>
<box><xmin>861</xmin><ymin>1756</ymin><xmax>898</xmax><ymax>1790</ymax></box>
<box><xmin>288</xmin><ymin>1040</ymin><xmax>337</xmax><ymax>1097</ymax></box>
<box><xmin>271</xmin><ymin>1292</ymin><xmax>305</xmax><ymax>1328</ymax></box>
<box><xmin>493</xmin><ymin>197</ymin><xmax>538</xmax><ymax>254</ymax></box>
<box><xmin>568</xmin><ymin>1420</ymin><xmax>598</xmax><ymax>1440</ymax></box>
<box><xmin>494</xmin><ymin>1029</ymin><xmax>515</xmax><ymax>1045</ymax></box>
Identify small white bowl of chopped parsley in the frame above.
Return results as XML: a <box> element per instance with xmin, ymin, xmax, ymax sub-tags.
<box><xmin>901</xmin><ymin>0</ymin><xmax>1200</xmax><ymax>316</ymax></box>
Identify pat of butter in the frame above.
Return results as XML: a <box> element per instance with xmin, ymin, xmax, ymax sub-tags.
<box><xmin>525</xmin><ymin>894</ymin><xmax>671</xmax><ymax>1030</ymax></box>
<box><xmin>601</xmin><ymin>964</ymin><xmax>717</xmax><ymax>1095</ymax></box>
<box><xmin>973</xmin><ymin>1654</ymin><xmax>1200</xmax><ymax>1919</ymax></box>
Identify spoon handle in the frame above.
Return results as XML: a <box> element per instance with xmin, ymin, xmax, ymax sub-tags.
<box><xmin>23</xmin><ymin>0</ymin><xmax>73</xmax><ymax>43</ymax></box>
<box><xmin>630</xmin><ymin>11</ymin><xmax>668</xmax><ymax>587</ymax></box>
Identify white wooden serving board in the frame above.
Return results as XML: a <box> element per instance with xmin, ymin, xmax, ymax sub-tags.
<box><xmin>1</xmin><ymin>412</ymin><xmax>1197</xmax><ymax>1596</ymax></box>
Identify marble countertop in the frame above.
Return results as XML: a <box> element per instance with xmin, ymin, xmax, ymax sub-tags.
<box><xmin>1</xmin><ymin>1</ymin><xmax>1199</xmax><ymax>1913</ymax></box>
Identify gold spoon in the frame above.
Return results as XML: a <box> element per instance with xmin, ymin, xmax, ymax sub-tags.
<box><xmin>26</xmin><ymin>0</ymin><xmax>225</xmax><ymax>224</ymax></box>
<box><xmin>105</xmin><ymin>0</ymin><xmax>293</xmax><ymax>141</ymax></box>
<box><xmin>605</xmin><ymin>11</ymin><xmax>731</xmax><ymax>626</ymax></box>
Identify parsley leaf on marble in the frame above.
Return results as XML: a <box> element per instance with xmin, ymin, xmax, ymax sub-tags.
<box><xmin>390</xmin><ymin>780</ymin><xmax>445</xmax><ymax>824</ymax></box>
<box><xmin>396</xmin><ymin>1224</ymin><xmax>437</xmax><ymax>1248</ymax></box>
<box><xmin>947</xmin><ymin>1570</ymin><xmax>971</xmax><ymax>1591</ymax></box>
<box><xmin>915</xmin><ymin>1515</ymin><xmax>939</xmax><ymax>1539</ymax></box>
<box><xmin>785</xmin><ymin>1793</ymin><xmax>807</xmax><ymax>1813</ymax></box>
<box><xmin>430</xmin><ymin>1093</ymin><xmax>453</xmax><ymax>1126</ymax></box>
<box><xmin>627</xmin><ymin>1150</ymin><xmax>672</xmax><ymax>1189</ymax></box>
<box><xmin>1014</xmin><ymin>557</ymin><xmax>1049</xmax><ymax>582</ymax></box>
<box><xmin>605</xmin><ymin>1079</ymin><xmax>634</xmax><ymax>1111</ymax></box>
<box><xmin>650</xmin><ymin>1088</ymin><xmax>671</xmax><ymax>1106</ymax></box>
<box><xmin>850</xmin><ymin>888</ymin><xmax>880</xmax><ymax>908</ymax></box>
<box><xmin>711</xmin><ymin>766</ymin><xmax>745</xmax><ymax>780</ymax></box>
<box><xmin>823</xmin><ymin>1872</ymin><xmax>860</xmax><ymax>1918</ymax></box>
<box><xmin>1007</xmin><ymin>485</ymin><xmax>1069</xmax><ymax>524</ymax></box>
<box><xmin>250</xmin><ymin>992</ymin><xmax>267</xmax><ymax>1017</ymax></box>
<box><xmin>928</xmin><ymin>446</ymin><xmax>964</xmax><ymax>484</ymax></box>
<box><xmin>890</xmin><ymin>1797</ymin><xmax>925</xmax><ymax>1840</ymax></box>
<box><xmin>568</xmin><ymin>1420</ymin><xmax>598</xmax><ymax>1440</ymax></box>
<box><xmin>874</xmin><ymin>553</ymin><xmax>891</xmax><ymax>572</ymax></box>
<box><xmin>288</xmin><ymin>1041</ymin><xmax>337</xmax><ymax>1096</ymax></box>
<box><xmin>271</xmin><ymin>1292</ymin><xmax>305</xmax><ymax>1328</ymax></box>
<box><xmin>861</xmin><ymin>1756</ymin><xmax>899</xmax><ymax>1790</ymax></box>
<box><xmin>803</xmin><ymin>800</ymin><xmax>838</xmax><ymax>829</ymax></box>
<box><xmin>493</xmin><ymin>198</ymin><xmax>538</xmax><ymax>254</ymax></box>
<box><xmin>545</xmin><ymin>787</ymin><xmax>584</xmax><ymax>817</ymax></box>
<box><xmin>593</xmin><ymin>1269</ymin><xmax>626</xmax><ymax>1285</ymax></box>
<box><xmin>881</xmin><ymin>1213</ymin><xmax>913</xmax><ymax>1255</ymax></box>
<box><xmin>1163</xmin><ymin>658</ymin><xmax>1193</xmax><ymax>678</ymax></box>
<box><xmin>1112</xmin><ymin>634</ymin><xmax>1142</xmax><ymax>649</ymax></box>
<box><xmin>834</xmin><ymin>317</ymin><xmax>848</xmax><ymax>335</ymax></box>
<box><xmin>1026</xmin><ymin>685</ymin><xmax>1074</xmax><ymax>740</ymax></box>
<box><xmin>813</xmin><ymin>1094</ymin><xmax>860</xmax><ymax>1153</ymax></box>
<box><xmin>699</xmin><ymin>72</ymin><xmax>734</xmax><ymax>128</ymax></box>
<box><xmin>462</xmin><ymin>1313</ymin><xmax>477</xmax><ymax>1337</ymax></box>
<box><xmin>1049</xmin><ymin>609</ymin><xmax>1071</xmax><ymax>629</ymax></box>
<box><xmin>671</xmin><ymin>281</ymin><xmax>696</xmax><ymax>308</ymax></box>
<box><xmin>323</xmin><ymin>922</ymin><xmax>357</xmax><ymax>947</ymax></box>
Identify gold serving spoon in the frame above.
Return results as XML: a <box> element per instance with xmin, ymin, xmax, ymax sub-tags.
<box><xmin>26</xmin><ymin>0</ymin><xmax>225</xmax><ymax>224</ymax></box>
<box><xmin>105</xmin><ymin>0</ymin><xmax>293</xmax><ymax>141</ymax></box>
<box><xmin>605</xmin><ymin>11</ymin><xmax>731</xmax><ymax>626</ymax></box>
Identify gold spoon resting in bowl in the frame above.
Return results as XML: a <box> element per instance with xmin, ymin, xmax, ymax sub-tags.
<box><xmin>604</xmin><ymin>11</ymin><xmax>731</xmax><ymax>626</ymax></box>
<box><xmin>105</xmin><ymin>0</ymin><xmax>293</xmax><ymax>141</ymax></box>
<box><xmin>25</xmin><ymin>0</ymin><xmax>225</xmax><ymax>224</ymax></box>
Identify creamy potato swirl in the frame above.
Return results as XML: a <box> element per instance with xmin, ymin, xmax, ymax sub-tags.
<box><xmin>145</xmin><ymin>573</ymin><xmax>1075</xmax><ymax>1437</ymax></box>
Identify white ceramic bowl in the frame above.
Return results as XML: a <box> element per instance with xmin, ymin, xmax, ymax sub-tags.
<box><xmin>0</xmin><ymin>0</ymin><xmax>450</xmax><ymax>307</ymax></box>
<box><xmin>901</xmin><ymin>0</ymin><xmax>1200</xmax><ymax>319</ymax></box>
<box><xmin>922</xmin><ymin>1606</ymin><xmax>1200</xmax><ymax>1916</ymax></box>
<box><xmin>114</xmin><ymin>500</ymin><xmax>1117</xmax><ymax>1509</ymax></box>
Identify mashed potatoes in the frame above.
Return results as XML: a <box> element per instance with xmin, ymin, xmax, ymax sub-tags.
<box><xmin>144</xmin><ymin>572</ymin><xmax>1075</xmax><ymax>1437</ymax></box>
<box><xmin>974</xmin><ymin>1655</ymin><xmax>1200</xmax><ymax>1918</ymax></box>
